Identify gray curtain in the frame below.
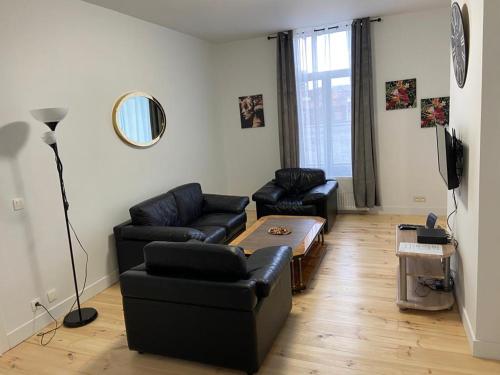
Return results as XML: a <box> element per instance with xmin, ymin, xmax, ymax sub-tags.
<box><xmin>277</xmin><ymin>31</ymin><xmax>300</xmax><ymax>168</ymax></box>
<box><xmin>351</xmin><ymin>19</ymin><xmax>378</xmax><ymax>208</ymax></box>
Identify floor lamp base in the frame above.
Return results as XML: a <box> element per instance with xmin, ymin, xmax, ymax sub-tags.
<box><xmin>63</xmin><ymin>307</ymin><xmax>98</xmax><ymax>328</ymax></box>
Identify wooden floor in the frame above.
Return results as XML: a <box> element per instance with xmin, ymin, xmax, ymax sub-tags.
<box><xmin>2</xmin><ymin>213</ymin><xmax>500</xmax><ymax>374</ymax></box>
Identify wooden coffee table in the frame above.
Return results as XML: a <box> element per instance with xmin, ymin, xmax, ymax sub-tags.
<box><xmin>230</xmin><ymin>215</ymin><xmax>326</xmax><ymax>292</ymax></box>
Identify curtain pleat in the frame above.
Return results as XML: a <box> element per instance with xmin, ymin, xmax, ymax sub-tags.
<box><xmin>277</xmin><ymin>31</ymin><xmax>300</xmax><ymax>168</ymax></box>
<box><xmin>351</xmin><ymin>18</ymin><xmax>378</xmax><ymax>208</ymax></box>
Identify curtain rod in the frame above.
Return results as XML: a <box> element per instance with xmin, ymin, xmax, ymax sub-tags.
<box><xmin>267</xmin><ymin>17</ymin><xmax>381</xmax><ymax>40</ymax></box>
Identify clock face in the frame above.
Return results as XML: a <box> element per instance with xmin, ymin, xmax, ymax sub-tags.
<box><xmin>451</xmin><ymin>2</ymin><xmax>467</xmax><ymax>88</ymax></box>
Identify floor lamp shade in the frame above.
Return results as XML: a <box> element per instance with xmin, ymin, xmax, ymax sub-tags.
<box><xmin>30</xmin><ymin>108</ymin><xmax>68</xmax><ymax>130</ymax></box>
<box><xmin>31</xmin><ymin>107</ymin><xmax>98</xmax><ymax>328</ymax></box>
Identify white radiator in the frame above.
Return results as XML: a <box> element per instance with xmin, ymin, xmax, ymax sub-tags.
<box><xmin>338</xmin><ymin>190</ymin><xmax>357</xmax><ymax>211</ymax></box>
<box><xmin>336</xmin><ymin>179</ymin><xmax>369</xmax><ymax>212</ymax></box>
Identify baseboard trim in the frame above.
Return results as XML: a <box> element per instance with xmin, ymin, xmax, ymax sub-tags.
<box><xmin>370</xmin><ymin>206</ymin><xmax>447</xmax><ymax>216</ymax></box>
<box><xmin>474</xmin><ymin>338</ymin><xmax>500</xmax><ymax>360</ymax></box>
<box><xmin>457</xmin><ymin>298</ymin><xmax>475</xmax><ymax>354</ymax></box>
<box><xmin>6</xmin><ymin>270</ymin><xmax>119</xmax><ymax>350</ymax></box>
<box><xmin>455</xmin><ymin>292</ymin><xmax>500</xmax><ymax>360</ymax></box>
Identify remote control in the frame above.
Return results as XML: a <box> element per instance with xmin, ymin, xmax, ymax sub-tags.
<box><xmin>398</xmin><ymin>224</ymin><xmax>424</xmax><ymax>230</ymax></box>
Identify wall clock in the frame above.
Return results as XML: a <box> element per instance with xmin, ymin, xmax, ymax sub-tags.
<box><xmin>451</xmin><ymin>2</ymin><xmax>468</xmax><ymax>88</ymax></box>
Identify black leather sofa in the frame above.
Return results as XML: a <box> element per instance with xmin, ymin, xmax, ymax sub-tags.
<box><xmin>252</xmin><ymin>168</ymin><xmax>338</xmax><ymax>232</ymax></box>
<box><xmin>114</xmin><ymin>183</ymin><xmax>249</xmax><ymax>273</ymax></box>
<box><xmin>120</xmin><ymin>241</ymin><xmax>293</xmax><ymax>374</ymax></box>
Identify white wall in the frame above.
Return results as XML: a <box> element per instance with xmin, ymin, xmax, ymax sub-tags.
<box><xmin>450</xmin><ymin>0</ymin><xmax>500</xmax><ymax>359</ymax></box>
<box><xmin>213</xmin><ymin>38</ymin><xmax>281</xmax><ymax>206</ymax></box>
<box><xmin>475</xmin><ymin>0</ymin><xmax>500</xmax><ymax>357</ymax></box>
<box><xmin>0</xmin><ymin>0</ymin><xmax>224</xmax><ymax>349</ymax></box>
<box><xmin>449</xmin><ymin>0</ymin><xmax>483</xmax><ymax>351</ymax></box>
<box><xmin>213</xmin><ymin>9</ymin><xmax>451</xmax><ymax>214</ymax></box>
<box><xmin>476</xmin><ymin>0</ymin><xmax>500</xmax><ymax>357</ymax></box>
<box><xmin>372</xmin><ymin>9</ymin><xmax>450</xmax><ymax>215</ymax></box>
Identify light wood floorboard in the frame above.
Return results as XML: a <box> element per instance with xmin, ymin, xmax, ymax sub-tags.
<box><xmin>1</xmin><ymin>213</ymin><xmax>500</xmax><ymax>374</ymax></box>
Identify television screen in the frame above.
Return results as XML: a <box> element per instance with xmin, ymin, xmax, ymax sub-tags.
<box><xmin>436</xmin><ymin>125</ymin><xmax>460</xmax><ymax>189</ymax></box>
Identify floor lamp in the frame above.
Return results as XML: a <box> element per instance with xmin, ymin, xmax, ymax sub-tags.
<box><xmin>31</xmin><ymin>108</ymin><xmax>98</xmax><ymax>328</ymax></box>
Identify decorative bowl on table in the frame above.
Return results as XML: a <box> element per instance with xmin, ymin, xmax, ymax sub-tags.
<box><xmin>267</xmin><ymin>226</ymin><xmax>291</xmax><ymax>235</ymax></box>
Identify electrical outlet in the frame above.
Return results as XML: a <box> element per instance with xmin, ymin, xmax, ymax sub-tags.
<box><xmin>414</xmin><ymin>196</ymin><xmax>426</xmax><ymax>203</ymax></box>
<box><xmin>12</xmin><ymin>198</ymin><xmax>25</xmax><ymax>211</ymax></box>
<box><xmin>31</xmin><ymin>298</ymin><xmax>41</xmax><ymax>312</ymax></box>
<box><xmin>47</xmin><ymin>289</ymin><xmax>57</xmax><ymax>303</ymax></box>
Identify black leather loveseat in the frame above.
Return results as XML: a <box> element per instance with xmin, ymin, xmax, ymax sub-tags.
<box><xmin>120</xmin><ymin>241</ymin><xmax>293</xmax><ymax>374</ymax></box>
<box><xmin>114</xmin><ymin>183</ymin><xmax>249</xmax><ymax>273</ymax></box>
<box><xmin>252</xmin><ymin>168</ymin><xmax>338</xmax><ymax>232</ymax></box>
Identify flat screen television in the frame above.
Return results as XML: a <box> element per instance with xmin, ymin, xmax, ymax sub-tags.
<box><xmin>436</xmin><ymin>125</ymin><xmax>462</xmax><ymax>190</ymax></box>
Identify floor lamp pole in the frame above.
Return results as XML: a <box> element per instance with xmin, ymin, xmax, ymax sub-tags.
<box><xmin>51</xmin><ymin>146</ymin><xmax>98</xmax><ymax>328</ymax></box>
<box><xmin>53</xmin><ymin>146</ymin><xmax>82</xmax><ymax>321</ymax></box>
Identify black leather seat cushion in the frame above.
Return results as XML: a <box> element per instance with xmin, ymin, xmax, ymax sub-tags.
<box><xmin>190</xmin><ymin>212</ymin><xmax>246</xmax><ymax>236</ymax></box>
<box><xmin>170</xmin><ymin>183</ymin><xmax>204</xmax><ymax>226</ymax></box>
<box><xmin>263</xmin><ymin>202</ymin><xmax>316</xmax><ymax>216</ymax></box>
<box><xmin>191</xmin><ymin>225</ymin><xmax>226</xmax><ymax>243</ymax></box>
<box><xmin>129</xmin><ymin>193</ymin><xmax>179</xmax><ymax>226</ymax></box>
<box><xmin>144</xmin><ymin>241</ymin><xmax>247</xmax><ymax>280</ymax></box>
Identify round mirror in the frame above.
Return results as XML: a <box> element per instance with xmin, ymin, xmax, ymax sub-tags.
<box><xmin>112</xmin><ymin>92</ymin><xmax>166</xmax><ymax>147</ymax></box>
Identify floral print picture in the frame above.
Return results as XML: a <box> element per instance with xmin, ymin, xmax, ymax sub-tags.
<box><xmin>385</xmin><ymin>78</ymin><xmax>417</xmax><ymax>110</ymax></box>
<box><xmin>421</xmin><ymin>97</ymin><xmax>449</xmax><ymax>128</ymax></box>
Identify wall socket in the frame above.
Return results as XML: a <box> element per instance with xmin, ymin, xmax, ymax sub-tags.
<box><xmin>414</xmin><ymin>196</ymin><xmax>426</xmax><ymax>203</ymax></box>
<box><xmin>47</xmin><ymin>289</ymin><xmax>57</xmax><ymax>303</ymax></box>
<box><xmin>12</xmin><ymin>197</ymin><xmax>25</xmax><ymax>211</ymax></box>
<box><xmin>31</xmin><ymin>298</ymin><xmax>41</xmax><ymax>312</ymax></box>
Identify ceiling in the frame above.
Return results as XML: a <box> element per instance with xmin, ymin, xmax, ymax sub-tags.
<box><xmin>82</xmin><ymin>0</ymin><xmax>449</xmax><ymax>43</ymax></box>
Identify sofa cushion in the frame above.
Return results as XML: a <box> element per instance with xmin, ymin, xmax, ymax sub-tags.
<box><xmin>275</xmin><ymin>168</ymin><xmax>326</xmax><ymax>194</ymax></box>
<box><xmin>129</xmin><ymin>193</ymin><xmax>179</xmax><ymax>226</ymax></box>
<box><xmin>262</xmin><ymin>202</ymin><xmax>317</xmax><ymax>216</ymax></box>
<box><xmin>170</xmin><ymin>183</ymin><xmax>204</xmax><ymax>225</ymax></box>
<box><xmin>191</xmin><ymin>225</ymin><xmax>226</xmax><ymax>244</ymax></box>
<box><xmin>191</xmin><ymin>212</ymin><xmax>246</xmax><ymax>236</ymax></box>
<box><xmin>202</xmin><ymin>194</ymin><xmax>250</xmax><ymax>214</ymax></box>
<box><xmin>144</xmin><ymin>241</ymin><xmax>248</xmax><ymax>280</ymax></box>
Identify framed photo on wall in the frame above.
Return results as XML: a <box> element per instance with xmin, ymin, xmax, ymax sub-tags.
<box><xmin>421</xmin><ymin>97</ymin><xmax>449</xmax><ymax>128</ymax></box>
<box><xmin>385</xmin><ymin>78</ymin><xmax>417</xmax><ymax>110</ymax></box>
<box><xmin>238</xmin><ymin>94</ymin><xmax>265</xmax><ymax>128</ymax></box>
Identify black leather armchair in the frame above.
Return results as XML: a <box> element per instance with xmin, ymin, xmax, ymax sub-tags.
<box><xmin>114</xmin><ymin>183</ymin><xmax>250</xmax><ymax>273</ymax></box>
<box><xmin>252</xmin><ymin>168</ymin><xmax>338</xmax><ymax>232</ymax></box>
<box><xmin>120</xmin><ymin>241</ymin><xmax>293</xmax><ymax>375</ymax></box>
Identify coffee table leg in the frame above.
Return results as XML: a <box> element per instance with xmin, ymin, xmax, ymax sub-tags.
<box><xmin>290</xmin><ymin>260</ymin><xmax>296</xmax><ymax>289</ymax></box>
<box><xmin>316</xmin><ymin>231</ymin><xmax>324</xmax><ymax>245</ymax></box>
<box><xmin>297</xmin><ymin>257</ymin><xmax>304</xmax><ymax>289</ymax></box>
<box><xmin>400</xmin><ymin>257</ymin><xmax>407</xmax><ymax>301</ymax></box>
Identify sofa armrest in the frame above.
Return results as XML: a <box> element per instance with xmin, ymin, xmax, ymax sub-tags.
<box><xmin>246</xmin><ymin>246</ymin><xmax>292</xmax><ymax>297</ymax></box>
<box><xmin>120</xmin><ymin>225</ymin><xmax>206</xmax><ymax>242</ymax></box>
<box><xmin>302</xmin><ymin>180</ymin><xmax>338</xmax><ymax>204</ymax></box>
<box><xmin>252</xmin><ymin>181</ymin><xmax>286</xmax><ymax>204</ymax></box>
<box><xmin>202</xmin><ymin>194</ymin><xmax>250</xmax><ymax>214</ymax></box>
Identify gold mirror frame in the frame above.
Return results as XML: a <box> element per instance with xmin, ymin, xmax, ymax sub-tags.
<box><xmin>112</xmin><ymin>91</ymin><xmax>166</xmax><ymax>148</ymax></box>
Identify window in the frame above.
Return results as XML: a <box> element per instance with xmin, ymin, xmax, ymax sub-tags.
<box><xmin>294</xmin><ymin>26</ymin><xmax>352</xmax><ymax>178</ymax></box>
